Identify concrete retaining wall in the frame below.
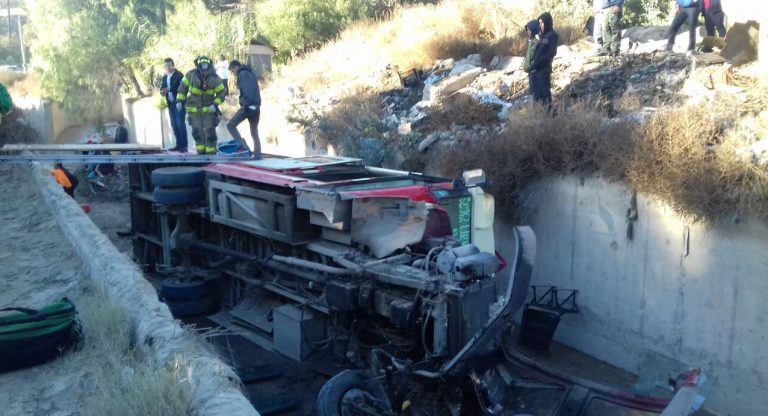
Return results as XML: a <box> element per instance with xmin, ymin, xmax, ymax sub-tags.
<box><xmin>31</xmin><ymin>162</ymin><xmax>258</xmax><ymax>416</ymax></box>
<box><xmin>495</xmin><ymin>176</ymin><xmax>768</xmax><ymax>416</ymax></box>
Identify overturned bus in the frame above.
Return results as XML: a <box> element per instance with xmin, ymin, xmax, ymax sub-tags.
<box><xmin>127</xmin><ymin>155</ymin><xmax>706</xmax><ymax>416</ymax></box>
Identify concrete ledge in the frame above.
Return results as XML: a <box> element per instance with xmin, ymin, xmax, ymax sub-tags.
<box><xmin>31</xmin><ymin>163</ymin><xmax>258</xmax><ymax>416</ymax></box>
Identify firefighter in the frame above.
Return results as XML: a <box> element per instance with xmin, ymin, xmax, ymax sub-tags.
<box><xmin>175</xmin><ymin>56</ymin><xmax>226</xmax><ymax>155</ymax></box>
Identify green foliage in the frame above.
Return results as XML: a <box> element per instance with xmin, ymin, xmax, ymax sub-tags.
<box><xmin>256</xmin><ymin>0</ymin><xmax>343</xmax><ymax>63</ymax></box>
<box><xmin>26</xmin><ymin>0</ymin><xmax>173</xmax><ymax>115</ymax></box>
<box><xmin>535</xmin><ymin>0</ymin><xmax>593</xmax><ymax>28</ymax></box>
<box><xmin>137</xmin><ymin>0</ymin><xmax>256</xmax><ymax>87</ymax></box>
<box><xmin>622</xmin><ymin>0</ymin><xmax>672</xmax><ymax>27</ymax></box>
<box><xmin>0</xmin><ymin>38</ymin><xmax>21</xmax><ymax>66</ymax></box>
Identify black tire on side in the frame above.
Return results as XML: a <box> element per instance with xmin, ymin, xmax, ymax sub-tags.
<box><xmin>151</xmin><ymin>167</ymin><xmax>206</xmax><ymax>188</ymax></box>
<box><xmin>153</xmin><ymin>186</ymin><xmax>206</xmax><ymax>205</ymax></box>
<box><xmin>316</xmin><ymin>370</ymin><xmax>392</xmax><ymax>416</ymax></box>
<box><xmin>160</xmin><ymin>278</ymin><xmax>213</xmax><ymax>302</ymax></box>
<box><xmin>164</xmin><ymin>295</ymin><xmax>217</xmax><ymax>317</ymax></box>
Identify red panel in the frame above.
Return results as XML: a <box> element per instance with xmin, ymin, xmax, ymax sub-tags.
<box><xmin>342</xmin><ymin>183</ymin><xmax>453</xmax><ymax>203</ymax></box>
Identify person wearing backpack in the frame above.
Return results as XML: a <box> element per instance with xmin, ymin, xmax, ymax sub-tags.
<box><xmin>667</xmin><ymin>0</ymin><xmax>700</xmax><ymax>56</ymax></box>
<box><xmin>523</xmin><ymin>20</ymin><xmax>541</xmax><ymax>99</ymax></box>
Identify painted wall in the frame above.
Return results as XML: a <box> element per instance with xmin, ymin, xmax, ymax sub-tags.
<box><xmin>495</xmin><ymin>176</ymin><xmax>768</xmax><ymax>416</ymax></box>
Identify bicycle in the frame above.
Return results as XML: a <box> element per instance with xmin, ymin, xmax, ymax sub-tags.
<box><xmin>79</xmin><ymin>164</ymin><xmax>130</xmax><ymax>201</ymax></box>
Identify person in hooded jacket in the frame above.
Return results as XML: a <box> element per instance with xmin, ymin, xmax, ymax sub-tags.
<box><xmin>523</xmin><ymin>20</ymin><xmax>541</xmax><ymax>99</ymax></box>
<box><xmin>226</xmin><ymin>60</ymin><xmax>261</xmax><ymax>158</ymax></box>
<box><xmin>532</xmin><ymin>12</ymin><xmax>559</xmax><ymax>106</ymax></box>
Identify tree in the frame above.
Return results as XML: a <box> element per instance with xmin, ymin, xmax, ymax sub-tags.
<box><xmin>137</xmin><ymin>0</ymin><xmax>257</xmax><ymax>86</ymax></box>
<box><xmin>25</xmin><ymin>0</ymin><xmax>173</xmax><ymax>115</ymax></box>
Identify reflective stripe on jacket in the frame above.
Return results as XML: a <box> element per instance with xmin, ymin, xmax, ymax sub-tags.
<box><xmin>176</xmin><ymin>69</ymin><xmax>225</xmax><ymax>111</ymax></box>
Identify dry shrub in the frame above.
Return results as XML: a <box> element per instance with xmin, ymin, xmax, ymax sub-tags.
<box><xmin>0</xmin><ymin>107</ymin><xmax>40</xmax><ymax>145</ymax></box>
<box><xmin>557</xmin><ymin>24</ymin><xmax>587</xmax><ymax>46</ymax></box>
<box><xmin>626</xmin><ymin>106</ymin><xmax>768</xmax><ymax>223</ymax></box>
<box><xmin>481</xmin><ymin>34</ymin><xmax>529</xmax><ymax>63</ymax></box>
<box><xmin>439</xmin><ymin>101</ymin><xmax>768</xmax><ymax>224</ymax></box>
<box><xmin>315</xmin><ymin>90</ymin><xmax>389</xmax><ymax>164</ymax></box>
<box><xmin>422</xmin><ymin>35</ymin><xmax>484</xmax><ymax>63</ymax></box>
<box><xmin>733</xmin><ymin>74</ymin><xmax>768</xmax><ymax>117</ymax></box>
<box><xmin>422</xmin><ymin>93</ymin><xmax>501</xmax><ymax>132</ymax></box>
<box><xmin>439</xmin><ymin>101</ymin><xmax>628</xmax><ymax>219</ymax></box>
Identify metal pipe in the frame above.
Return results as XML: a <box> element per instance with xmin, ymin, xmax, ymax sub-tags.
<box><xmin>363</xmin><ymin>253</ymin><xmax>411</xmax><ymax>268</ymax></box>
<box><xmin>220</xmin><ymin>268</ymin><xmax>330</xmax><ymax>314</ymax></box>
<box><xmin>264</xmin><ymin>260</ymin><xmax>328</xmax><ymax>283</ymax></box>
<box><xmin>191</xmin><ymin>240</ymin><xmax>260</xmax><ymax>262</ymax></box>
<box><xmin>271</xmin><ymin>255</ymin><xmax>355</xmax><ymax>275</ymax></box>
<box><xmin>190</xmin><ymin>241</ymin><xmax>332</xmax><ymax>283</ymax></box>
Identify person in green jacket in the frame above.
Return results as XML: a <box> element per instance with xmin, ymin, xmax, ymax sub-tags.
<box><xmin>523</xmin><ymin>20</ymin><xmax>541</xmax><ymax>99</ymax></box>
<box><xmin>175</xmin><ymin>56</ymin><xmax>226</xmax><ymax>155</ymax></box>
<box><xmin>0</xmin><ymin>82</ymin><xmax>12</xmax><ymax>115</ymax></box>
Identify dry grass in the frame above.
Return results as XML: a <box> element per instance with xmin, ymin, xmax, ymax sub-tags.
<box><xmin>439</xmin><ymin>101</ymin><xmax>624</xmax><ymax>218</ymax></box>
<box><xmin>626</xmin><ymin>106</ymin><xmax>768</xmax><ymax>223</ymax></box>
<box><xmin>0</xmin><ymin>71</ymin><xmax>42</xmax><ymax>97</ymax></box>
<box><xmin>59</xmin><ymin>287</ymin><xmax>192</xmax><ymax>416</ymax></box>
<box><xmin>438</xmin><ymin>101</ymin><xmax>768</xmax><ymax>224</ymax></box>
<box><xmin>422</xmin><ymin>93</ymin><xmax>502</xmax><ymax>132</ymax></box>
<box><xmin>270</xmin><ymin>0</ymin><xmax>585</xmax><ymax>96</ymax></box>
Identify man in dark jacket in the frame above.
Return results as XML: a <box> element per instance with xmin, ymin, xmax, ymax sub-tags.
<box><xmin>115</xmin><ymin>119</ymin><xmax>128</xmax><ymax>144</ymax></box>
<box><xmin>599</xmin><ymin>0</ymin><xmax>624</xmax><ymax>56</ymax></box>
<box><xmin>160</xmin><ymin>58</ymin><xmax>188</xmax><ymax>152</ymax></box>
<box><xmin>667</xmin><ymin>0</ymin><xmax>700</xmax><ymax>56</ymax></box>
<box><xmin>226</xmin><ymin>60</ymin><xmax>261</xmax><ymax>158</ymax></box>
<box><xmin>700</xmin><ymin>0</ymin><xmax>725</xmax><ymax>52</ymax></box>
<box><xmin>532</xmin><ymin>12</ymin><xmax>558</xmax><ymax>106</ymax></box>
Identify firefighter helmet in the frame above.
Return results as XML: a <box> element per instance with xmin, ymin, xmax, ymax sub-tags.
<box><xmin>195</xmin><ymin>56</ymin><xmax>213</xmax><ymax>71</ymax></box>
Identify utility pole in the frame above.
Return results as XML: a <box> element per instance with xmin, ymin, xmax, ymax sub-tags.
<box><xmin>17</xmin><ymin>14</ymin><xmax>24</xmax><ymax>68</ymax></box>
<box><xmin>6</xmin><ymin>0</ymin><xmax>11</xmax><ymax>44</ymax></box>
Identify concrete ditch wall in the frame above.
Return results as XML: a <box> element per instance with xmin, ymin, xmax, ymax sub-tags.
<box><xmin>495</xmin><ymin>176</ymin><xmax>768</xmax><ymax>416</ymax></box>
<box><xmin>30</xmin><ymin>163</ymin><xmax>258</xmax><ymax>416</ymax></box>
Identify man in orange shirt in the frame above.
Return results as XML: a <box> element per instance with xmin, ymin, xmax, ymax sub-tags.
<box><xmin>52</xmin><ymin>163</ymin><xmax>78</xmax><ymax>198</ymax></box>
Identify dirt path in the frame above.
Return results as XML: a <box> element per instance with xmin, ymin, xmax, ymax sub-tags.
<box><xmin>0</xmin><ymin>165</ymin><xmax>89</xmax><ymax>415</ymax></box>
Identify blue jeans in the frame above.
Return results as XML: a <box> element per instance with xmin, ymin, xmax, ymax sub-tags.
<box><xmin>168</xmin><ymin>102</ymin><xmax>188</xmax><ymax>149</ymax></box>
<box><xmin>226</xmin><ymin>107</ymin><xmax>261</xmax><ymax>156</ymax></box>
<box><xmin>667</xmin><ymin>7</ymin><xmax>699</xmax><ymax>52</ymax></box>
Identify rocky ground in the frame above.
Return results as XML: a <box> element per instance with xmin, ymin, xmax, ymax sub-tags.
<box><xmin>263</xmin><ymin>27</ymin><xmax>761</xmax><ymax>167</ymax></box>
